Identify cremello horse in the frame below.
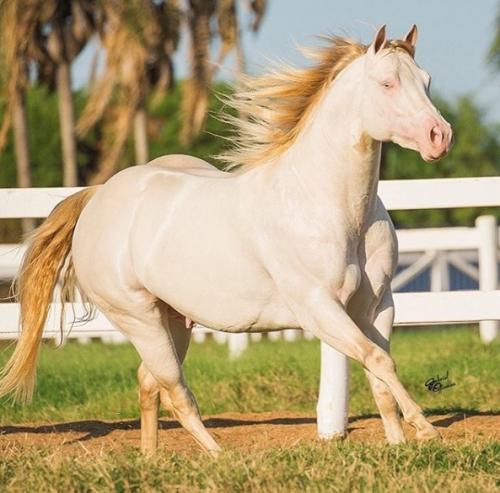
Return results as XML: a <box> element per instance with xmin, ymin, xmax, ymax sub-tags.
<box><xmin>0</xmin><ymin>25</ymin><xmax>452</xmax><ymax>453</ymax></box>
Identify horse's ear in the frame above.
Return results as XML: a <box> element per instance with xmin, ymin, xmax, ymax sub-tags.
<box><xmin>368</xmin><ymin>25</ymin><xmax>386</xmax><ymax>55</ymax></box>
<box><xmin>404</xmin><ymin>24</ymin><xmax>418</xmax><ymax>47</ymax></box>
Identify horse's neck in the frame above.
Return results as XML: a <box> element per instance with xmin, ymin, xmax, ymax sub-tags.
<box><xmin>270</xmin><ymin>69</ymin><xmax>382</xmax><ymax>231</ymax></box>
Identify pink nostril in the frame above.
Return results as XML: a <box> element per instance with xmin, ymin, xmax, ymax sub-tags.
<box><xmin>430</xmin><ymin>125</ymin><xmax>443</xmax><ymax>147</ymax></box>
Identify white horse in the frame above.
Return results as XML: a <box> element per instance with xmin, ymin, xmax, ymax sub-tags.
<box><xmin>0</xmin><ymin>25</ymin><xmax>452</xmax><ymax>453</ymax></box>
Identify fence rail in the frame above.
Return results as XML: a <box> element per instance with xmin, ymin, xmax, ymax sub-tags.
<box><xmin>1</xmin><ymin>290</ymin><xmax>499</xmax><ymax>338</ymax></box>
<box><xmin>2</xmin><ymin>177</ymin><xmax>500</xmax><ymax>217</ymax></box>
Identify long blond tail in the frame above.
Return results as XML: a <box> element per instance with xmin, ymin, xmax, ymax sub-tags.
<box><xmin>0</xmin><ymin>187</ymin><xmax>98</xmax><ymax>402</ymax></box>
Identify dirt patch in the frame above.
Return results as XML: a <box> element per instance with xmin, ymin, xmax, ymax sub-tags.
<box><xmin>0</xmin><ymin>412</ymin><xmax>498</xmax><ymax>455</ymax></box>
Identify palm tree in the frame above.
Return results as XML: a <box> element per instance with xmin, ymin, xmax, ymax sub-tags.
<box><xmin>40</xmin><ymin>0</ymin><xmax>95</xmax><ymax>187</ymax></box>
<box><xmin>179</xmin><ymin>0</ymin><xmax>216</xmax><ymax>147</ymax></box>
<box><xmin>248</xmin><ymin>0</ymin><xmax>267</xmax><ymax>31</ymax></box>
<box><xmin>214</xmin><ymin>0</ymin><xmax>240</xmax><ymax>75</ymax></box>
<box><xmin>1</xmin><ymin>0</ymin><xmax>95</xmax><ymax>201</ymax></box>
<box><xmin>213</xmin><ymin>0</ymin><xmax>267</xmax><ymax>82</ymax></box>
<box><xmin>180</xmin><ymin>0</ymin><xmax>267</xmax><ymax>147</ymax></box>
<box><xmin>136</xmin><ymin>0</ymin><xmax>180</xmax><ymax>166</ymax></box>
<box><xmin>77</xmin><ymin>0</ymin><xmax>180</xmax><ymax>183</ymax></box>
<box><xmin>0</xmin><ymin>0</ymin><xmax>46</xmax><ymax>232</ymax></box>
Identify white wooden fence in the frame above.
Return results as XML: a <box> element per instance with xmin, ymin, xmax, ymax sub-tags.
<box><xmin>1</xmin><ymin>177</ymin><xmax>499</xmax><ymax>439</ymax></box>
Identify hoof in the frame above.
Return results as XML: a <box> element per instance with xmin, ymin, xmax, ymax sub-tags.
<box><xmin>416</xmin><ymin>426</ymin><xmax>441</xmax><ymax>441</ymax></box>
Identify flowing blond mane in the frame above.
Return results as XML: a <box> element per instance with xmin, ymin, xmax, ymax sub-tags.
<box><xmin>218</xmin><ymin>35</ymin><xmax>414</xmax><ymax>170</ymax></box>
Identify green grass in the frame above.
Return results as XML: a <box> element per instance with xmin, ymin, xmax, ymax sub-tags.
<box><xmin>0</xmin><ymin>327</ymin><xmax>498</xmax><ymax>492</ymax></box>
<box><xmin>0</xmin><ymin>441</ymin><xmax>498</xmax><ymax>493</ymax></box>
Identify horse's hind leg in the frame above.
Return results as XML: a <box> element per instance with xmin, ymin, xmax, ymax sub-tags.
<box><xmin>138</xmin><ymin>363</ymin><xmax>161</xmax><ymax>453</ymax></box>
<box><xmin>108</xmin><ymin>303</ymin><xmax>220</xmax><ymax>454</ymax></box>
<box><xmin>138</xmin><ymin>304</ymin><xmax>192</xmax><ymax>453</ymax></box>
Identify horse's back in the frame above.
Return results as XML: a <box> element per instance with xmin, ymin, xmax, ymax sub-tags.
<box><xmin>147</xmin><ymin>154</ymin><xmax>226</xmax><ymax>178</ymax></box>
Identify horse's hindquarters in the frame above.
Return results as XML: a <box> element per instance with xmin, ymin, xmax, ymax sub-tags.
<box><xmin>72</xmin><ymin>166</ymin><xmax>163</xmax><ymax>312</ymax></box>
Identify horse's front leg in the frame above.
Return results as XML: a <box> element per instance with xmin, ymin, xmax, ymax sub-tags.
<box><xmin>349</xmin><ymin>289</ymin><xmax>406</xmax><ymax>444</ymax></box>
<box><xmin>291</xmin><ymin>287</ymin><xmax>439</xmax><ymax>441</ymax></box>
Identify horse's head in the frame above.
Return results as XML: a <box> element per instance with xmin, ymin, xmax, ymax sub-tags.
<box><xmin>360</xmin><ymin>25</ymin><xmax>453</xmax><ymax>162</ymax></box>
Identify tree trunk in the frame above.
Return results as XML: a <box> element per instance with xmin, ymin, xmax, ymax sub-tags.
<box><xmin>234</xmin><ymin>28</ymin><xmax>245</xmax><ymax>76</ymax></box>
<box><xmin>12</xmin><ymin>87</ymin><xmax>35</xmax><ymax>233</ymax></box>
<box><xmin>133</xmin><ymin>104</ymin><xmax>149</xmax><ymax>165</ymax></box>
<box><xmin>56</xmin><ymin>61</ymin><xmax>78</xmax><ymax>187</ymax></box>
<box><xmin>180</xmin><ymin>2</ymin><xmax>215</xmax><ymax>146</ymax></box>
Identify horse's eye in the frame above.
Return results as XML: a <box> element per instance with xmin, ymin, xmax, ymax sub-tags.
<box><xmin>381</xmin><ymin>81</ymin><xmax>393</xmax><ymax>89</ymax></box>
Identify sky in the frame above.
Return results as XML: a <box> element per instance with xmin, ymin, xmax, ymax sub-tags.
<box><xmin>73</xmin><ymin>0</ymin><xmax>500</xmax><ymax>122</ymax></box>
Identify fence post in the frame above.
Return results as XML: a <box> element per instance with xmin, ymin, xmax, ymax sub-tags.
<box><xmin>77</xmin><ymin>336</ymin><xmax>92</xmax><ymax>345</ymax></box>
<box><xmin>476</xmin><ymin>215</ymin><xmax>499</xmax><ymax>343</ymax></box>
<box><xmin>268</xmin><ymin>331</ymin><xmax>281</xmax><ymax>341</ymax></box>
<box><xmin>283</xmin><ymin>329</ymin><xmax>301</xmax><ymax>341</ymax></box>
<box><xmin>212</xmin><ymin>331</ymin><xmax>228</xmax><ymax>344</ymax></box>
<box><xmin>250</xmin><ymin>332</ymin><xmax>263</xmax><ymax>342</ymax></box>
<box><xmin>316</xmin><ymin>342</ymin><xmax>349</xmax><ymax>439</ymax></box>
<box><xmin>430</xmin><ymin>251</ymin><xmax>449</xmax><ymax>292</ymax></box>
<box><xmin>192</xmin><ymin>329</ymin><xmax>206</xmax><ymax>344</ymax></box>
<box><xmin>228</xmin><ymin>333</ymin><xmax>248</xmax><ymax>359</ymax></box>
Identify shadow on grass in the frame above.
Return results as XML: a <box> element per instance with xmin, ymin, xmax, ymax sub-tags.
<box><xmin>0</xmin><ymin>416</ymin><xmax>315</xmax><ymax>443</ymax></box>
<box><xmin>0</xmin><ymin>410</ymin><xmax>497</xmax><ymax>444</ymax></box>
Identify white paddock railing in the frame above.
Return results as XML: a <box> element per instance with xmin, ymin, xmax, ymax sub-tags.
<box><xmin>1</xmin><ymin>224</ymin><xmax>498</xmax><ymax>333</ymax></box>
<box><xmin>1</xmin><ymin>177</ymin><xmax>500</xmax><ymax>439</ymax></box>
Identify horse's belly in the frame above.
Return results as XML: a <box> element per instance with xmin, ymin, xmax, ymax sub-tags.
<box><xmin>141</xmin><ymin>227</ymin><xmax>299</xmax><ymax>331</ymax></box>
<box><xmin>144</xmin><ymin>255</ymin><xmax>298</xmax><ymax>332</ymax></box>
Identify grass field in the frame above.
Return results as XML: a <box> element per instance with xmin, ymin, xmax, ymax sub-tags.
<box><xmin>0</xmin><ymin>327</ymin><xmax>498</xmax><ymax>492</ymax></box>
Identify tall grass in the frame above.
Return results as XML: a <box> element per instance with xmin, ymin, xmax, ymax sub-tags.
<box><xmin>0</xmin><ymin>440</ymin><xmax>498</xmax><ymax>492</ymax></box>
